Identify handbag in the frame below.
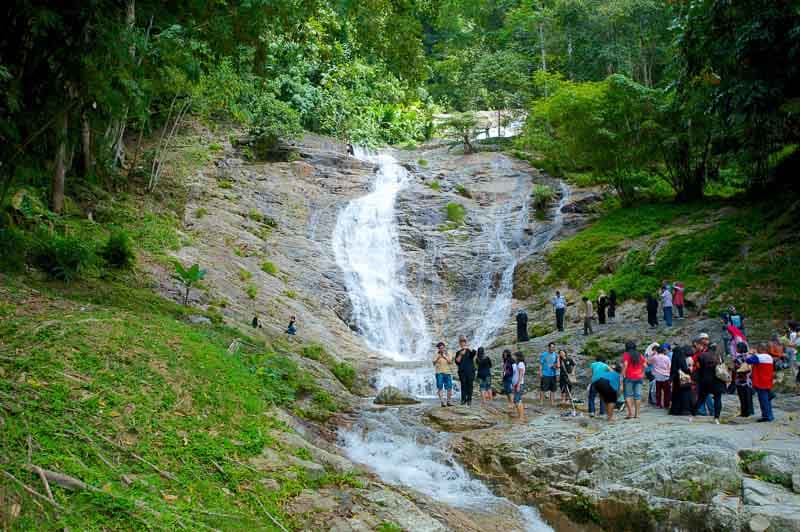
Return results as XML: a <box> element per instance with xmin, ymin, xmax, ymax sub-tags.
<box><xmin>715</xmin><ymin>356</ymin><xmax>732</xmax><ymax>384</ymax></box>
<box><xmin>736</xmin><ymin>362</ymin><xmax>751</xmax><ymax>373</ymax></box>
<box><xmin>679</xmin><ymin>369</ymin><xmax>692</xmax><ymax>386</ymax></box>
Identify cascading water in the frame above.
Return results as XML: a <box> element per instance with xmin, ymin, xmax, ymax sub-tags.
<box><xmin>332</xmin><ymin>148</ymin><xmax>431</xmax><ymax>361</ymax></box>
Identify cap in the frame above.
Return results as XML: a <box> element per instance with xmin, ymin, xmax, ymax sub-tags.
<box><xmin>699</xmin><ymin>333</ymin><xmax>710</xmax><ymax>339</ymax></box>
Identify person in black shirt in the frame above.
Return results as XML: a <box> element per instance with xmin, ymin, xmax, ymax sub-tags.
<box><xmin>516</xmin><ymin>310</ymin><xmax>529</xmax><ymax>342</ymax></box>
<box><xmin>454</xmin><ymin>336</ymin><xmax>476</xmax><ymax>406</ymax></box>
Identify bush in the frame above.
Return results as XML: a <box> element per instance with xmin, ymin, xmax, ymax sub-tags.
<box><xmin>245</xmin><ymin>285</ymin><xmax>258</xmax><ymax>299</ymax></box>
<box><xmin>532</xmin><ymin>184</ymin><xmax>554</xmax><ymax>211</ymax></box>
<box><xmin>427</xmin><ymin>180</ymin><xmax>441</xmax><ymax>191</ymax></box>
<box><xmin>30</xmin><ymin>229</ymin><xmax>95</xmax><ymax>282</ymax></box>
<box><xmin>0</xmin><ymin>226</ymin><xmax>29</xmax><ymax>272</ymax></box>
<box><xmin>332</xmin><ymin>362</ymin><xmax>356</xmax><ymax>391</ymax></box>
<box><xmin>454</xmin><ymin>184</ymin><xmax>472</xmax><ymax>198</ymax></box>
<box><xmin>445</xmin><ymin>203</ymin><xmax>466</xmax><ymax>224</ymax></box>
<box><xmin>100</xmin><ymin>230</ymin><xmax>135</xmax><ymax>270</ymax></box>
<box><xmin>238</xmin><ymin>269</ymin><xmax>252</xmax><ymax>282</ymax></box>
<box><xmin>260</xmin><ymin>261</ymin><xmax>279</xmax><ymax>276</ymax></box>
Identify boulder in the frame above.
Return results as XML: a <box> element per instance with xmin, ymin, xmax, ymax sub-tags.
<box><xmin>374</xmin><ymin>386</ymin><xmax>420</xmax><ymax>406</ymax></box>
<box><xmin>745</xmin><ymin>452</ymin><xmax>797</xmax><ymax>488</ymax></box>
<box><xmin>424</xmin><ymin>406</ymin><xmax>496</xmax><ymax>432</ymax></box>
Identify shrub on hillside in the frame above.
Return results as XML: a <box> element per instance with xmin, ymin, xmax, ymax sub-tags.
<box><xmin>100</xmin><ymin>230</ymin><xmax>135</xmax><ymax>269</ymax></box>
<box><xmin>0</xmin><ymin>226</ymin><xmax>29</xmax><ymax>272</ymax></box>
<box><xmin>30</xmin><ymin>229</ymin><xmax>95</xmax><ymax>282</ymax></box>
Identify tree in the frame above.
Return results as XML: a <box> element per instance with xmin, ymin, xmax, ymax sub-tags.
<box><xmin>440</xmin><ymin>112</ymin><xmax>480</xmax><ymax>154</ymax></box>
<box><xmin>173</xmin><ymin>262</ymin><xmax>206</xmax><ymax>306</ymax></box>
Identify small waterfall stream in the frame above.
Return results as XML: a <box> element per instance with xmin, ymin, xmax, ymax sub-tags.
<box><xmin>334</xmin><ymin>147</ymin><xmax>557</xmax><ymax>531</ymax></box>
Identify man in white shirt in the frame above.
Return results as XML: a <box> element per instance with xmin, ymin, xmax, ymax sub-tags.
<box><xmin>552</xmin><ymin>291</ymin><xmax>567</xmax><ymax>332</ymax></box>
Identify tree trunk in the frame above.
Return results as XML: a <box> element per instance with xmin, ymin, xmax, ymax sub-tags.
<box><xmin>110</xmin><ymin>0</ymin><xmax>136</xmax><ymax>167</ymax></box>
<box><xmin>81</xmin><ymin>111</ymin><xmax>94</xmax><ymax>176</ymax></box>
<box><xmin>52</xmin><ymin>112</ymin><xmax>68</xmax><ymax>213</ymax></box>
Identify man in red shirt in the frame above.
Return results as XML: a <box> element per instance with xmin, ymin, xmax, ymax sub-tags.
<box><xmin>746</xmin><ymin>348</ymin><xmax>775</xmax><ymax>422</ymax></box>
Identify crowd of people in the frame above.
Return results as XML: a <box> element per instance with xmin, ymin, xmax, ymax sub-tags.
<box><xmin>432</xmin><ymin>298</ymin><xmax>800</xmax><ymax>424</ymax></box>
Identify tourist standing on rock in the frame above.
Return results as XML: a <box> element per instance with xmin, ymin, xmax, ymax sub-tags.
<box><xmin>607</xmin><ymin>290</ymin><xmax>618</xmax><ymax>323</ymax></box>
<box><xmin>558</xmin><ymin>349</ymin><xmax>576</xmax><ymax>406</ymax></box>
<box><xmin>433</xmin><ymin>342</ymin><xmax>454</xmax><ymax>408</ymax></box>
<box><xmin>661</xmin><ymin>284</ymin><xmax>673</xmax><ymax>327</ymax></box>
<box><xmin>552</xmin><ymin>291</ymin><xmax>567</xmax><ymax>332</ymax></box>
<box><xmin>669</xmin><ymin>346</ymin><xmax>693</xmax><ymax>416</ymax></box>
<box><xmin>673</xmin><ymin>282</ymin><xmax>686</xmax><ymax>319</ymax></box>
<box><xmin>539</xmin><ymin>343</ymin><xmax>560</xmax><ymax>406</ymax></box>
<box><xmin>516</xmin><ymin>309</ymin><xmax>530</xmax><ymax>342</ymax></box>
<box><xmin>733</xmin><ymin>342</ymin><xmax>754</xmax><ymax>417</ymax></box>
<box><xmin>512</xmin><ymin>351</ymin><xmax>527</xmax><ymax>421</ymax></box>
<box><xmin>597</xmin><ymin>292</ymin><xmax>608</xmax><ymax>325</ymax></box>
<box><xmin>691</xmin><ymin>334</ymin><xmax>715</xmax><ymax>415</ymax></box>
<box><xmin>650</xmin><ymin>346</ymin><xmax>672</xmax><ymax>409</ymax></box>
<box><xmin>593</xmin><ymin>363</ymin><xmax>621</xmax><ymax>422</ymax></box>
<box><xmin>501</xmin><ymin>350</ymin><xmax>515</xmax><ymax>409</ymax></box>
<box><xmin>646</xmin><ymin>294</ymin><xmax>658</xmax><ymax>328</ymax></box>
<box><xmin>746</xmin><ymin>346</ymin><xmax>775</xmax><ymax>422</ymax></box>
<box><xmin>582</xmin><ymin>297</ymin><xmax>594</xmax><ymax>335</ymax></box>
<box><xmin>588</xmin><ymin>355</ymin><xmax>610</xmax><ymax>417</ymax></box>
<box><xmin>691</xmin><ymin>343</ymin><xmax>726</xmax><ymax>424</ymax></box>
<box><xmin>455</xmin><ymin>336</ymin><xmax>476</xmax><ymax>406</ymax></box>
<box><xmin>476</xmin><ymin>347</ymin><xmax>493</xmax><ymax>403</ymax></box>
<box><xmin>621</xmin><ymin>341</ymin><xmax>647</xmax><ymax>419</ymax></box>
<box><xmin>726</xmin><ymin>323</ymin><xmax>747</xmax><ymax>359</ymax></box>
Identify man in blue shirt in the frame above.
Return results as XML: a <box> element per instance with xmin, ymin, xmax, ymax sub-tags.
<box><xmin>588</xmin><ymin>355</ymin><xmax>610</xmax><ymax>417</ymax></box>
<box><xmin>539</xmin><ymin>342</ymin><xmax>560</xmax><ymax>406</ymax></box>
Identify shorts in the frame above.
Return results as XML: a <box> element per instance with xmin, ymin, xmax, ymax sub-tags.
<box><xmin>560</xmin><ymin>376</ymin><xmax>572</xmax><ymax>393</ymax></box>
<box><xmin>513</xmin><ymin>385</ymin><xmax>526</xmax><ymax>404</ymax></box>
<box><xmin>435</xmin><ymin>373</ymin><xmax>453</xmax><ymax>391</ymax></box>
<box><xmin>502</xmin><ymin>378</ymin><xmax>513</xmax><ymax>395</ymax></box>
<box><xmin>479</xmin><ymin>376</ymin><xmax>492</xmax><ymax>391</ymax></box>
<box><xmin>595</xmin><ymin>378</ymin><xmax>618</xmax><ymax>404</ymax></box>
<box><xmin>540</xmin><ymin>375</ymin><xmax>557</xmax><ymax>392</ymax></box>
<box><xmin>624</xmin><ymin>378</ymin><xmax>643</xmax><ymax>400</ymax></box>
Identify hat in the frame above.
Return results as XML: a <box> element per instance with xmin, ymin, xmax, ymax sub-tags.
<box><xmin>698</xmin><ymin>333</ymin><xmax>710</xmax><ymax>340</ymax></box>
<box><xmin>661</xmin><ymin>343</ymin><xmax>671</xmax><ymax>350</ymax></box>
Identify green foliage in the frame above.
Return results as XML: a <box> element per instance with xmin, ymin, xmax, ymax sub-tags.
<box><xmin>445</xmin><ymin>203</ymin><xmax>466</xmax><ymax>225</ymax></box>
<box><xmin>0</xmin><ymin>226</ymin><xmax>29</xmax><ymax>272</ymax></box>
<box><xmin>378</xmin><ymin>523</ymin><xmax>404</xmax><ymax>532</ymax></box>
<box><xmin>417</xmin><ymin>159</ymin><xmax>428</xmax><ymax>167</ymax></box>
<box><xmin>454</xmin><ymin>184</ymin><xmax>472</xmax><ymax>199</ymax></box>
<box><xmin>284</xmin><ymin>290</ymin><xmax>297</xmax><ymax>300</ymax></box>
<box><xmin>173</xmin><ymin>262</ymin><xmax>207</xmax><ymax>305</ymax></box>
<box><xmin>30</xmin><ymin>229</ymin><xmax>95</xmax><ymax>282</ymax></box>
<box><xmin>261</xmin><ymin>261</ymin><xmax>279</xmax><ymax>276</ymax></box>
<box><xmin>238</xmin><ymin>269</ymin><xmax>252</xmax><ymax>282</ymax></box>
<box><xmin>245</xmin><ymin>284</ymin><xmax>258</xmax><ymax>300</ymax></box>
<box><xmin>331</xmin><ymin>362</ymin><xmax>356</xmax><ymax>391</ymax></box>
<box><xmin>531</xmin><ymin>184</ymin><xmax>554</xmax><ymax>212</ymax></box>
<box><xmin>100</xmin><ymin>230</ymin><xmax>135</xmax><ymax>270</ymax></box>
<box><xmin>440</xmin><ymin>112</ymin><xmax>480</xmax><ymax>154</ymax></box>
<box><xmin>427</xmin><ymin>180</ymin><xmax>441</xmax><ymax>191</ymax></box>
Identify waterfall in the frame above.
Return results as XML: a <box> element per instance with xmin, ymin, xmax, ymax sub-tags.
<box><xmin>332</xmin><ymin>148</ymin><xmax>431</xmax><ymax>361</ymax></box>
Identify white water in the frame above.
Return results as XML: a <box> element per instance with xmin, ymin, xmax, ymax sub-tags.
<box><xmin>341</xmin><ymin>409</ymin><xmax>553</xmax><ymax>532</ymax></box>
<box><xmin>332</xmin><ymin>148</ymin><xmax>431</xmax><ymax>360</ymax></box>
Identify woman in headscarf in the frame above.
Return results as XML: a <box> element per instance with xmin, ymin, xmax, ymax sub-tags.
<box><xmin>691</xmin><ymin>343</ymin><xmax>727</xmax><ymax>424</ymax></box>
<box><xmin>597</xmin><ymin>292</ymin><xmax>608</xmax><ymax>325</ymax></box>
<box><xmin>646</xmin><ymin>294</ymin><xmax>658</xmax><ymax>328</ymax></box>
<box><xmin>669</xmin><ymin>346</ymin><xmax>693</xmax><ymax>416</ymax></box>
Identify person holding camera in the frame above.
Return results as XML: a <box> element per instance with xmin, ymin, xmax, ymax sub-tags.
<box><xmin>432</xmin><ymin>341</ymin><xmax>454</xmax><ymax>407</ymax></box>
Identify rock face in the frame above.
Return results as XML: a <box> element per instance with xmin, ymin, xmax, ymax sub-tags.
<box><xmin>425</xmin><ymin>405</ymin><xmax>497</xmax><ymax>432</ymax></box>
<box><xmin>374</xmin><ymin>386</ymin><xmax>420</xmax><ymax>405</ymax></box>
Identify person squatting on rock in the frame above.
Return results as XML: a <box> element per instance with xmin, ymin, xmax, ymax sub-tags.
<box><xmin>588</xmin><ymin>355</ymin><xmax>610</xmax><ymax>417</ymax></box>
<box><xmin>433</xmin><ymin>341</ymin><xmax>454</xmax><ymax>407</ymax></box>
<box><xmin>454</xmin><ymin>336</ymin><xmax>476</xmax><ymax>406</ymax></box>
<box><xmin>286</xmin><ymin>315</ymin><xmax>297</xmax><ymax>336</ymax></box>
<box><xmin>512</xmin><ymin>351</ymin><xmax>526</xmax><ymax>421</ymax></box>
<box><xmin>476</xmin><ymin>347</ymin><xmax>493</xmax><ymax>403</ymax></box>
<box><xmin>593</xmin><ymin>363</ymin><xmax>621</xmax><ymax>422</ymax></box>
<box><xmin>539</xmin><ymin>343</ymin><xmax>559</xmax><ymax>406</ymax></box>
<box><xmin>552</xmin><ymin>291</ymin><xmax>567</xmax><ymax>332</ymax></box>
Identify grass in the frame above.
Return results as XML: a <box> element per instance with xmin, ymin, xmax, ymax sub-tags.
<box><xmin>427</xmin><ymin>180</ymin><xmax>441</xmax><ymax>191</ymax></box>
<box><xmin>523</xmin><ymin>197</ymin><xmax>800</xmax><ymax>321</ymax></box>
<box><xmin>218</xmin><ymin>179</ymin><xmax>233</xmax><ymax>189</ymax></box>
<box><xmin>284</xmin><ymin>290</ymin><xmax>297</xmax><ymax>300</ymax></box>
<box><xmin>417</xmin><ymin>159</ymin><xmax>428</xmax><ymax>167</ymax></box>
<box><xmin>238</xmin><ymin>268</ymin><xmax>252</xmax><ymax>282</ymax></box>
<box><xmin>245</xmin><ymin>284</ymin><xmax>258</xmax><ymax>299</ymax></box>
<box><xmin>260</xmin><ymin>261</ymin><xmax>279</xmax><ymax>276</ymax></box>
<box><xmin>0</xmin><ymin>275</ymin><xmax>345</xmax><ymax>531</ymax></box>
<box><xmin>454</xmin><ymin>184</ymin><xmax>472</xmax><ymax>199</ymax></box>
<box><xmin>300</xmin><ymin>344</ymin><xmax>357</xmax><ymax>392</ymax></box>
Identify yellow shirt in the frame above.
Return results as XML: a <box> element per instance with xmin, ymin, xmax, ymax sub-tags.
<box><xmin>433</xmin><ymin>352</ymin><xmax>452</xmax><ymax>374</ymax></box>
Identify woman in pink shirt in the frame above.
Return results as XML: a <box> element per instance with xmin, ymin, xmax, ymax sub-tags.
<box><xmin>649</xmin><ymin>346</ymin><xmax>672</xmax><ymax>408</ymax></box>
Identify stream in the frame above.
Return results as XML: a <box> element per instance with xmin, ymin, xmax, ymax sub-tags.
<box><xmin>333</xmin><ymin>147</ymin><xmax>561</xmax><ymax>531</ymax></box>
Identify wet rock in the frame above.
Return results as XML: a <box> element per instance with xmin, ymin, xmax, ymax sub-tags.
<box><xmin>794</xmin><ymin>473</ymin><xmax>800</xmax><ymax>494</ymax></box>
<box><xmin>425</xmin><ymin>406</ymin><xmax>497</xmax><ymax>432</ymax></box>
<box><xmin>249</xmin><ymin>447</ymin><xmax>326</xmax><ymax>480</ymax></box>
<box><xmin>560</xmin><ymin>191</ymin><xmax>604</xmax><ymax>213</ymax></box>
<box><xmin>374</xmin><ymin>386</ymin><xmax>420</xmax><ymax>405</ymax></box>
<box><xmin>187</xmin><ymin>315</ymin><xmax>212</xmax><ymax>325</ymax></box>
